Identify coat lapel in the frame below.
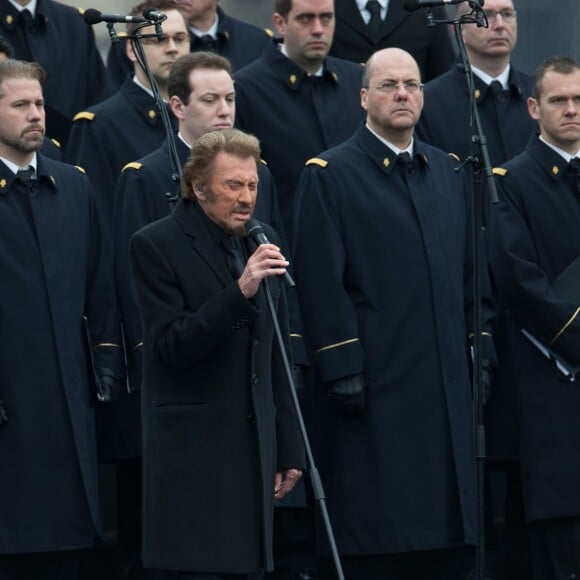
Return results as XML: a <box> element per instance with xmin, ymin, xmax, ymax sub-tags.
<box><xmin>171</xmin><ymin>199</ymin><xmax>231</xmax><ymax>287</ymax></box>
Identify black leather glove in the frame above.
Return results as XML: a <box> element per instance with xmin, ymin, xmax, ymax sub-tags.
<box><xmin>97</xmin><ymin>371</ymin><xmax>125</xmax><ymax>402</ymax></box>
<box><xmin>327</xmin><ymin>374</ymin><xmax>366</xmax><ymax>415</ymax></box>
<box><xmin>481</xmin><ymin>359</ymin><xmax>493</xmax><ymax>406</ymax></box>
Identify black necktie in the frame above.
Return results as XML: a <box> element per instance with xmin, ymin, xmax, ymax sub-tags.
<box><xmin>397</xmin><ymin>152</ymin><xmax>414</xmax><ymax>178</ymax></box>
<box><xmin>223</xmin><ymin>236</ymin><xmax>245</xmax><ymax>279</ymax></box>
<box><xmin>15</xmin><ymin>167</ymin><xmax>35</xmax><ymax>187</ymax></box>
<box><xmin>365</xmin><ymin>1</ymin><xmax>382</xmax><ymax>42</ymax></box>
<box><xmin>570</xmin><ymin>157</ymin><xmax>580</xmax><ymax>179</ymax></box>
<box><xmin>198</xmin><ymin>34</ymin><xmax>217</xmax><ymax>52</ymax></box>
<box><xmin>17</xmin><ymin>9</ymin><xmax>34</xmax><ymax>61</ymax></box>
<box><xmin>489</xmin><ymin>80</ymin><xmax>506</xmax><ymax>103</ymax></box>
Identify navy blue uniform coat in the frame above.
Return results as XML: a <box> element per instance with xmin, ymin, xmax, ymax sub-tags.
<box><xmin>491</xmin><ymin>136</ymin><xmax>580</xmax><ymax>522</ymax></box>
<box><xmin>330</xmin><ymin>0</ymin><xmax>454</xmax><ymax>81</ymax></box>
<box><xmin>0</xmin><ymin>156</ymin><xmax>124</xmax><ymax>553</ymax></box>
<box><xmin>130</xmin><ymin>200</ymin><xmax>304</xmax><ymax>572</ymax></box>
<box><xmin>293</xmin><ymin>126</ymin><xmax>479</xmax><ymax>554</ymax></box>
<box><xmin>417</xmin><ymin>63</ymin><xmax>537</xmax><ymax>165</ymax></box>
<box><xmin>0</xmin><ymin>0</ymin><xmax>110</xmax><ymax>145</ymax></box>
<box><xmin>235</xmin><ymin>41</ymin><xmax>364</xmax><ymax>241</ymax></box>
<box><xmin>67</xmin><ymin>78</ymin><xmax>174</xmax><ymax>230</ymax></box>
<box><xmin>417</xmin><ymin>62</ymin><xmax>538</xmax><ymax>460</ymax></box>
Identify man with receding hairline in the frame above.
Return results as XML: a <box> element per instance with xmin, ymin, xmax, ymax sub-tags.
<box><xmin>294</xmin><ymin>47</ymin><xmax>493</xmax><ymax>579</ymax></box>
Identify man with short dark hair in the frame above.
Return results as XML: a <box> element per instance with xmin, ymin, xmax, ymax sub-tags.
<box><xmin>0</xmin><ymin>58</ymin><xmax>124</xmax><ymax>580</ymax></box>
<box><xmin>491</xmin><ymin>54</ymin><xmax>580</xmax><ymax>580</ymax></box>
<box><xmin>234</xmin><ymin>0</ymin><xmax>364</xmax><ymax>242</ymax></box>
<box><xmin>107</xmin><ymin>0</ymin><xmax>272</xmax><ymax>88</ymax></box>
<box><xmin>131</xmin><ymin>128</ymin><xmax>305</xmax><ymax>579</ymax></box>
<box><xmin>66</xmin><ymin>0</ymin><xmax>190</xmax><ymax>231</ymax></box>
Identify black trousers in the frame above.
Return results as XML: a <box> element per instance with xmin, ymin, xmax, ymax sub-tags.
<box><xmin>528</xmin><ymin>516</ymin><xmax>580</xmax><ymax>580</ymax></box>
<box><xmin>161</xmin><ymin>572</ymin><xmax>263</xmax><ymax>580</ymax></box>
<box><xmin>320</xmin><ymin>549</ymin><xmax>462</xmax><ymax>580</ymax></box>
<box><xmin>0</xmin><ymin>550</ymin><xmax>84</xmax><ymax>580</ymax></box>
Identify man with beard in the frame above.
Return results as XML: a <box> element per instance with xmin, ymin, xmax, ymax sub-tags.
<box><xmin>0</xmin><ymin>59</ymin><xmax>124</xmax><ymax>580</ymax></box>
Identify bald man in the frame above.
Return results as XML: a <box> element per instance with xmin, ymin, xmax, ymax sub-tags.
<box><xmin>294</xmin><ymin>48</ymin><xmax>494</xmax><ymax>579</ymax></box>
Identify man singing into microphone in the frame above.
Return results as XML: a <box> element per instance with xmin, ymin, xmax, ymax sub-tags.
<box><xmin>130</xmin><ymin>128</ymin><xmax>305</xmax><ymax>580</ymax></box>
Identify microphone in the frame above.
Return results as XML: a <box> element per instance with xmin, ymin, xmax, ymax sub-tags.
<box><xmin>403</xmin><ymin>0</ymin><xmax>483</xmax><ymax>11</ymax></box>
<box><xmin>142</xmin><ymin>9</ymin><xmax>168</xmax><ymax>23</ymax></box>
<box><xmin>244</xmin><ymin>218</ymin><xmax>296</xmax><ymax>288</ymax></box>
<box><xmin>83</xmin><ymin>9</ymin><xmax>148</xmax><ymax>24</ymax></box>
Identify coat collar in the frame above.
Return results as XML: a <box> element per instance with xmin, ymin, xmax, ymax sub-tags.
<box><xmin>453</xmin><ymin>61</ymin><xmax>528</xmax><ymax>104</ymax></box>
<box><xmin>170</xmin><ymin>199</ymin><xmax>239</xmax><ymax>288</ymax></box>
<box><xmin>355</xmin><ymin>124</ymin><xmax>430</xmax><ymax>175</ymax></box>
<box><xmin>527</xmin><ymin>134</ymin><xmax>574</xmax><ymax>182</ymax></box>
<box><xmin>0</xmin><ymin>153</ymin><xmax>58</xmax><ymax>196</ymax></box>
<box><xmin>335</xmin><ymin>0</ymin><xmax>409</xmax><ymax>43</ymax></box>
<box><xmin>262</xmin><ymin>40</ymin><xmax>343</xmax><ymax>90</ymax></box>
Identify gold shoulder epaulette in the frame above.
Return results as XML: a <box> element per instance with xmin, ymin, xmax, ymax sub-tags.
<box><xmin>306</xmin><ymin>157</ymin><xmax>328</xmax><ymax>168</ymax></box>
<box><xmin>76</xmin><ymin>7</ymin><xmax>85</xmax><ymax>16</ymax></box>
<box><xmin>259</xmin><ymin>158</ymin><xmax>268</xmax><ymax>166</ymax></box>
<box><xmin>74</xmin><ymin>165</ymin><xmax>86</xmax><ymax>174</ymax></box>
<box><xmin>448</xmin><ymin>152</ymin><xmax>460</xmax><ymax>162</ymax></box>
<box><xmin>73</xmin><ymin>111</ymin><xmax>95</xmax><ymax>122</ymax></box>
<box><xmin>264</xmin><ymin>28</ymin><xmax>274</xmax><ymax>38</ymax></box>
<box><xmin>122</xmin><ymin>162</ymin><xmax>143</xmax><ymax>172</ymax></box>
<box><xmin>493</xmin><ymin>167</ymin><xmax>508</xmax><ymax>176</ymax></box>
<box><xmin>50</xmin><ymin>138</ymin><xmax>61</xmax><ymax>149</ymax></box>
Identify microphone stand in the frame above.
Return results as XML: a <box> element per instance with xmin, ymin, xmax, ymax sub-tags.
<box><xmin>419</xmin><ymin>5</ymin><xmax>497</xmax><ymax>580</ymax></box>
<box><xmin>262</xmin><ymin>277</ymin><xmax>345</xmax><ymax>580</ymax></box>
<box><xmin>107</xmin><ymin>19</ymin><xmax>183</xmax><ymax>210</ymax></box>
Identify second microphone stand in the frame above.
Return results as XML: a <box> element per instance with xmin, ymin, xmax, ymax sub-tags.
<box><xmin>423</xmin><ymin>5</ymin><xmax>498</xmax><ymax>580</ymax></box>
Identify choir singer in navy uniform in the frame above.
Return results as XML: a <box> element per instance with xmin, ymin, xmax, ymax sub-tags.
<box><xmin>0</xmin><ymin>59</ymin><xmax>124</xmax><ymax>580</ymax></box>
<box><xmin>293</xmin><ymin>47</ymin><xmax>495</xmax><ymax>579</ymax></box>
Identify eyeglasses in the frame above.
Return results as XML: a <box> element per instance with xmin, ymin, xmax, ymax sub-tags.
<box><xmin>141</xmin><ymin>32</ymin><xmax>191</xmax><ymax>46</ymax></box>
<box><xmin>483</xmin><ymin>9</ymin><xmax>517</xmax><ymax>22</ymax></box>
<box><xmin>373</xmin><ymin>81</ymin><xmax>424</xmax><ymax>94</ymax></box>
